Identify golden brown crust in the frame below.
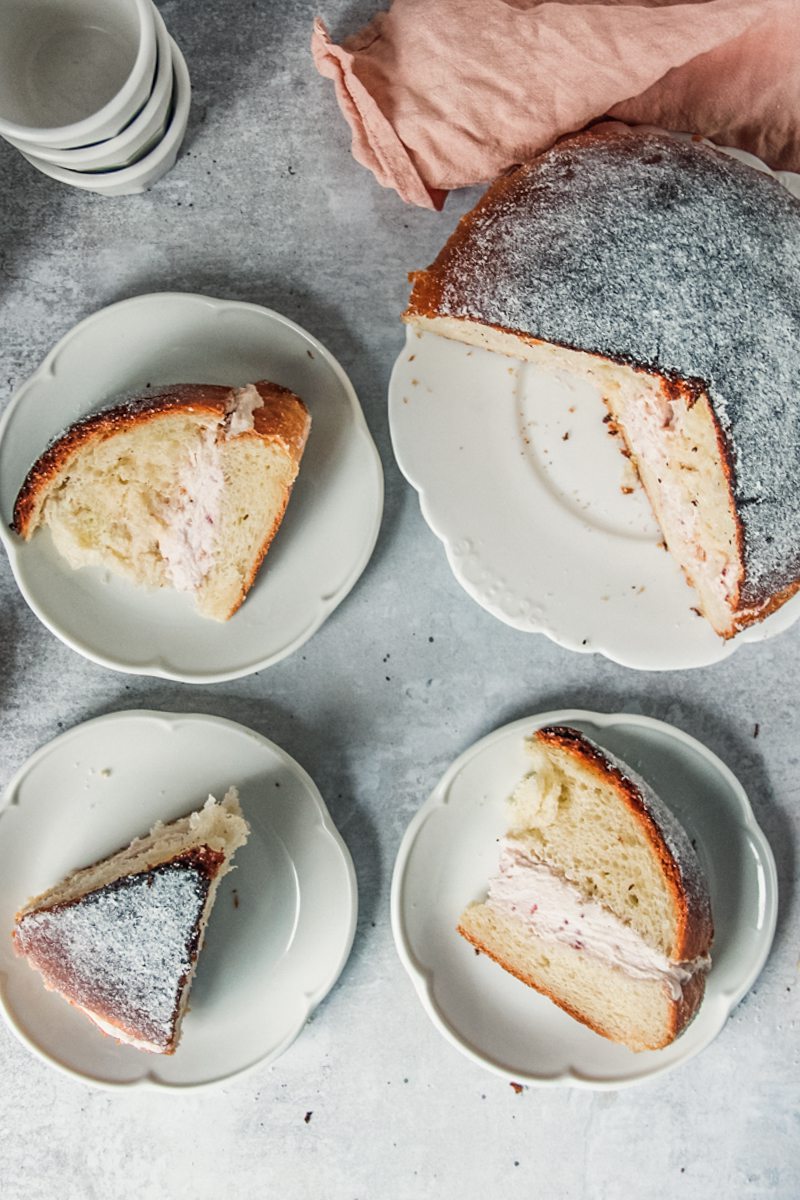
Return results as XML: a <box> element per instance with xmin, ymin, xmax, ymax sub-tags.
<box><xmin>12</xmin><ymin>380</ymin><xmax>311</xmax><ymax>540</ymax></box>
<box><xmin>534</xmin><ymin>726</ymin><xmax>713</xmax><ymax>963</ymax></box>
<box><xmin>250</xmin><ymin>381</ymin><xmax>311</xmax><ymax>461</ymax></box>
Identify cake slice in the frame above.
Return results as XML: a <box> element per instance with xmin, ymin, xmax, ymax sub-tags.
<box><xmin>404</xmin><ymin>126</ymin><xmax>800</xmax><ymax>637</ymax></box>
<box><xmin>458</xmin><ymin>727</ymin><xmax>713</xmax><ymax>1052</ymax></box>
<box><xmin>12</xmin><ymin>790</ymin><xmax>249</xmax><ymax>1054</ymax></box>
<box><xmin>13</xmin><ymin>380</ymin><xmax>311</xmax><ymax>621</ymax></box>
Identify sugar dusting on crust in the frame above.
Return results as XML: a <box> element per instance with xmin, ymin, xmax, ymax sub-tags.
<box><xmin>413</xmin><ymin>129</ymin><xmax>800</xmax><ymax>608</ymax></box>
<box><xmin>14</xmin><ymin>861</ymin><xmax>213</xmax><ymax>1051</ymax></box>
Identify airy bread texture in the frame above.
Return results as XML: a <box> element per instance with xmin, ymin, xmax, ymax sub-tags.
<box><xmin>458</xmin><ymin>727</ymin><xmax>713</xmax><ymax>1052</ymax></box>
<box><xmin>13</xmin><ymin>790</ymin><xmax>249</xmax><ymax>1054</ymax></box>
<box><xmin>13</xmin><ymin>380</ymin><xmax>311</xmax><ymax>621</ymax></box>
<box><xmin>404</xmin><ymin>127</ymin><xmax>800</xmax><ymax>638</ymax></box>
<box><xmin>459</xmin><ymin>902</ymin><xmax>705</xmax><ymax>1054</ymax></box>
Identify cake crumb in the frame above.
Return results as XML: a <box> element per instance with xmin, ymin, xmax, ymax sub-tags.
<box><xmin>232</xmin><ymin>889</ymin><xmax>240</xmax><ymax>909</ymax></box>
<box><xmin>562</xmin><ymin>431</ymin><xmax>570</xmax><ymax>441</ymax></box>
<box><xmin>510</xmin><ymin>1082</ymin><xmax>524</xmax><ymax>1094</ymax></box>
<box><xmin>304</xmin><ymin>1111</ymin><xmax>313</xmax><ymax>1124</ymax></box>
<box><xmin>99</xmin><ymin>768</ymin><xmax>112</xmax><ymax>778</ymax></box>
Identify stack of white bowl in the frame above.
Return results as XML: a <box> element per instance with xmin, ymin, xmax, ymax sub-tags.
<box><xmin>0</xmin><ymin>0</ymin><xmax>190</xmax><ymax>196</ymax></box>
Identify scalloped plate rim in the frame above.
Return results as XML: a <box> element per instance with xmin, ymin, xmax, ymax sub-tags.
<box><xmin>0</xmin><ymin>709</ymin><xmax>359</xmax><ymax>1091</ymax></box>
<box><xmin>390</xmin><ymin>708</ymin><xmax>778</xmax><ymax>1090</ymax></box>
<box><xmin>0</xmin><ymin>292</ymin><xmax>384</xmax><ymax>683</ymax></box>
<box><xmin>388</xmin><ymin>130</ymin><xmax>800</xmax><ymax>670</ymax></box>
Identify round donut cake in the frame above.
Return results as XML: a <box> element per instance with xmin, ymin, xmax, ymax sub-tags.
<box><xmin>405</xmin><ymin>127</ymin><xmax>800</xmax><ymax>638</ymax></box>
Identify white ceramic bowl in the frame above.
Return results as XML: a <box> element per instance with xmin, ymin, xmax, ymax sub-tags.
<box><xmin>5</xmin><ymin>4</ymin><xmax>172</xmax><ymax>171</ymax></box>
<box><xmin>21</xmin><ymin>37</ymin><xmax>190</xmax><ymax>196</ymax></box>
<box><xmin>0</xmin><ymin>0</ymin><xmax>157</xmax><ymax>150</ymax></box>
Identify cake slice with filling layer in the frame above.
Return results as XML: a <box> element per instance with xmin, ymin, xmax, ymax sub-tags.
<box><xmin>458</xmin><ymin>727</ymin><xmax>713</xmax><ymax>1051</ymax></box>
<box><xmin>404</xmin><ymin>126</ymin><xmax>800</xmax><ymax>637</ymax></box>
<box><xmin>13</xmin><ymin>380</ymin><xmax>311</xmax><ymax>621</ymax></box>
<box><xmin>12</xmin><ymin>790</ymin><xmax>249</xmax><ymax>1054</ymax></box>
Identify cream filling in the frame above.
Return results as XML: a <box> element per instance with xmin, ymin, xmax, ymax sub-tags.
<box><xmin>79</xmin><ymin>1007</ymin><xmax>164</xmax><ymax>1054</ymax></box>
<box><xmin>225</xmin><ymin>383</ymin><xmax>264</xmax><ymax>436</ymax></box>
<box><xmin>486</xmin><ymin>839</ymin><xmax>709</xmax><ymax>1000</ymax></box>
<box><xmin>157</xmin><ymin>428</ymin><xmax>225</xmax><ymax>592</ymax></box>
<box><xmin>601</xmin><ymin>372</ymin><xmax>738</xmax><ymax>616</ymax></box>
<box><xmin>150</xmin><ymin>385</ymin><xmax>266</xmax><ymax>594</ymax></box>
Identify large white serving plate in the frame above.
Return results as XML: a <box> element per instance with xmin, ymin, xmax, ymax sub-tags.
<box><xmin>389</xmin><ymin>135</ymin><xmax>800</xmax><ymax>670</ymax></box>
<box><xmin>392</xmin><ymin>710</ymin><xmax>777</xmax><ymax>1089</ymax></box>
<box><xmin>0</xmin><ymin>292</ymin><xmax>383</xmax><ymax>681</ymax></box>
<box><xmin>0</xmin><ymin>710</ymin><xmax>358</xmax><ymax>1089</ymax></box>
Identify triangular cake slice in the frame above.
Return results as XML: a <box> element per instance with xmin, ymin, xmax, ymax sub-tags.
<box><xmin>13</xmin><ymin>380</ymin><xmax>311</xmax><ymax>621</ymax></box>
<box><xmin>13</xmin><ymin>789</ymin><xmax>249</xmax><ymax>1054</ymax></box>
<box><xmin>404</xmin><ymin>126</ymin><xmax>800</xmax><ymax>637</ymax></box>
<box><xmin>458</xmin><ymin>727</ymin><xmax>713</xmax><ymax>1052</ymax></box>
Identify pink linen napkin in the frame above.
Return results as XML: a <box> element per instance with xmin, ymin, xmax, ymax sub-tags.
<box><xmin>312</xmin><ymin>0</ymin><xmax>800</xmax><ymax>209</ymax></box>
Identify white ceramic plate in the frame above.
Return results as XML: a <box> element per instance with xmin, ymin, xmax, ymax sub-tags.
<box><xmin>0</xmin><ymin>293</ymin><xmax>383</xmax><ymax>681</ymax></box>
<box><xmin>389</xmin><ymin>136</ymin><xmax>800</xmax><ymax>670</ymax></box>
<box><xmin>391</xmin><ymin>709</ymin><xmax>777</xmax><ymax>1089</ymax></box>
<box><xmin>0</xmin><ymin>710</ymin><xmax>358</xmax><ymax>1089</ymax></box>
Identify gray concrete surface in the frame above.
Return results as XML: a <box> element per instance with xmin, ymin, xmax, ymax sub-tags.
<box><xmin>0</xmin><ymin>2</ymin><xmax>797</xmax><ymax>1197</ymax></box>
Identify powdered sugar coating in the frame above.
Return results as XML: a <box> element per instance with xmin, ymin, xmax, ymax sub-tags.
<box><xmin>14</xmin><ymin>861</ymin><xmax>211</xmax><ymax>1051</ymax></box>
<box><xmin>412</xmin><ymin>129</ymin><xmax>800</xmax><ymax>608</ymax></box>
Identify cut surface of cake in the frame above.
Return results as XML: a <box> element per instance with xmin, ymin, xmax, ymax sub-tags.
<box><xmin>13</xmin><ymin>380</ymin><xmax>311</xmax><ymax>621</ymax></box>
<box><xmin>12</xmin><ymin>789</ymin><xmax>249</xmax><ymax>1054</ymax></box>
<box><xmin>404</xmin><ymin>126</ymin><xmax>800</xmax><ymax>638</ymax></box>
<box><xmin>457</xmin><ymin>727</ymin><xmax>713</xmax><ymax>1052</ymax></box>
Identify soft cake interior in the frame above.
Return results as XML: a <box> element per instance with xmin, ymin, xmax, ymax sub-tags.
<box><xmin>504</xmin><ymin>737</ymin><xmax>678</xmax><ymax>957</ymax></box>
<box><xmin>26</xmin><ymin>410</ymin><xmax>296</xmax><ymax>621</ymax></box>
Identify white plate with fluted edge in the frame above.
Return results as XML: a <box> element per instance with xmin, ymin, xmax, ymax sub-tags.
<box><xmin>389</xmin><ymin>133</ymin><xmax>800</xmax><ymax>670</ymax></box>
<box><xmin>0</xmin><ymin>293</ymin><xmax>383</xmax><ymax>681</ymax></box>
<box><xmin>0</xmin><ymin>710</ymin><xmax>358</xmax><ymax>1090</ymax></box>
<box><xmin>391</xmin><ymin>709</ymin><xmax>777</xmax><ymax>1089</ymax></box>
